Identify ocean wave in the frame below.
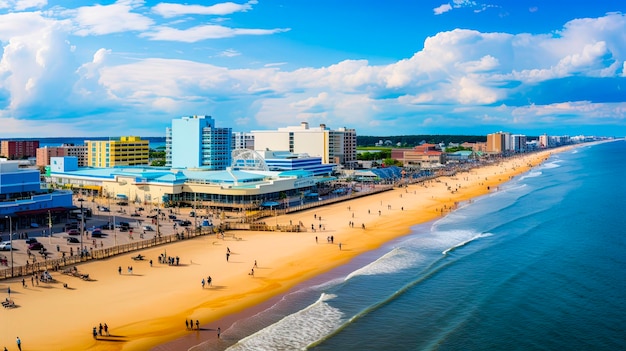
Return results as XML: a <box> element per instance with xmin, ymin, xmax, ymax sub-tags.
<box><xmin>540</xmin><ymin>161</ymin><xmax>561</xmax><ymax>169</ymax></box>
<box><xmin>345</xmin><ymin>247</ymin><xmax>424</xmax><ymax>280</ymax></box>
<box><xmin>519</xmin><ymin>170</ymin><xmax>542</xmax><ymax>181</ymax></box>
<box><xmin>226</xmin><ymin>293</ymin><xmax>343</xmax><ymax>351</ymax></box>
<box><xmin>442</xmin><ymin>232</ymin><xmax>493</xmax><ymax>256</ymax></box>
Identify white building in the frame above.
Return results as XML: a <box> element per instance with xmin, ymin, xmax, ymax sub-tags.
<box><xmin>252</xmin><ymin>122</ymin><xmax>356</xmax><ymax>167</ymax></box>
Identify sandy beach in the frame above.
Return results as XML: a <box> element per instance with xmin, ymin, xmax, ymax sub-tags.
<box><xmin>0</xmin><ymin>147</ymin><xmax>570</xmax><ymax>351</ymax></box>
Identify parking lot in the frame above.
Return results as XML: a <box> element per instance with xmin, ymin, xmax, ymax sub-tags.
<box><xmin>0</xmin><ymin>199</ymin><xmax>217</xmax><ymax>268</ymax></box>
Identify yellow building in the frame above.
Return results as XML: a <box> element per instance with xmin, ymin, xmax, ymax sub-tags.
<box><xmin>86</xmin><ymin>136</ymin><xmax>149</xmax><ymax>168</ymax></box>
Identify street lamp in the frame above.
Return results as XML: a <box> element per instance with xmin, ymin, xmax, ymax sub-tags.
<box><xmin>78</xmin><ymin>198</ymin><xmax>85</xmax><ymax>258</ymax></box>
<box><xmin>4</xmin><ymin>216</ymin><xmax>13</xmax><ymax>277</ymax></box>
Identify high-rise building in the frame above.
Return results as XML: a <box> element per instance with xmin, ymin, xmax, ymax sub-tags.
<box><xmin>252</xmin><ymin>122</ymin><xmax>357</xmax><ymax>166</ymax></box>
<box><xmin>511</xmin><ymin>134</ymin><xmax>527</xmax><ymax>153</ymax></box>
<box><xmin>36</xmin><ymin>144</ymin><xmax>87</xmax><ymax>167</ymax></box>
<box><xmin>232</xmin><ymin>132</ymin><xmax>255</xmax><ymax>150</ymax></box>
<box><xmin>486</xmin><ymin>132</ymin><xmax>507</xmax><ymax>154</ymax></box>
<box><xmin>0</xmin><ymin>140</ymin><xmax>40</xmax><ymax>159</ymax></box>
<box><xmin>86</xmin><ymin>136</ymin><xmax>149</xmax><ymax>168</ymax></box>
<box><xmin>165</xmin><ymin>115</ymin><xmax>232</xmax><ymax>169</ymax></box>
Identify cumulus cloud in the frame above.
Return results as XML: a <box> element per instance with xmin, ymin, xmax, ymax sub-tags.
<box><xmin>0</xmin><ymin>6</ymin><xmax>625</xmax><ymax>136</ymax></box>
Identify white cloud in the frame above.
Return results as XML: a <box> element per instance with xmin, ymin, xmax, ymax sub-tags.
<box><xmin>142</xmin><ymin>24</ymin><xmax>290</xmax><ymax>42</ymax></box>
<box><xmin>72</xmin><ymin>1</ymin><xmax>154</xmax><ymax>36</ymax></box>
<box><xmin>217</xmin><ymin>49</ymin><xmax>241</xmax><ymax>57</ymax></box>
<box><xmin>152</xmin><ymin>1</ymin><xmax>256</xmax><ymax>18</ymax></box>
<box><xmin>0</xmin><ymin>0</ymin><xmax>47</xmax><ymax>11</ymax></box>
<box><xmin>433</xmin><ymin>4</ymin><xmax>452</xmax><ymax>15</ymax></box>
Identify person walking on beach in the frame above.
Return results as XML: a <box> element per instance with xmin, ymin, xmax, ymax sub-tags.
<box><xmin>196</xmin><ymin>320</ymin><xmax>200</xmax><ymax>330</ymax></box>
<box><xmin>207</xmin><ymin>276</ymin><xmax>212</xmax><ymax>286</ymax></box>
<box><xmin>217</xmin><ymin>327</ymin><xmax>221</xmax><ymax>338</ymax></box>
<box><xmin>226</xmin><ymin>252</ymin><xmax>230</xmax><ymax>262</ymax></box>
<box><xmin>16</xmin><ymin>337</ymin><xmax>21</xmax><ymax>351</ymax></box>
<box><xmin>201</xmin><ymin>278</ymin><xmax>205</xmax><ymax>289</ymax></box>
<box><xmin>104</xmin><ymin>323</ymin><xmax>109</xmax><ymax>336</ymax></box>
<box><xmin>254</xmin><ymin>260</ymin><xmax>257</xmax><ymax>268</ymax></box>
<box><xmin>185</xmin><ymin>319</ymin><xmax>189</xmax><ymax>329</ymax></box>
<box><xmin>118</xmin><ymin>266</ymin><xmax>122</xmax><ymax>275</ymax></box>
<box><xmin>92</xmin><ymin>326</ymin><xmax>97</xmax><ymax>339</ymax></box>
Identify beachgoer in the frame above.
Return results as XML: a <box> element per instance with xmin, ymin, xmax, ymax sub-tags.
<box><xmin>185</xmin><ymin>320</ymin><xmax>189</xmax><ymax>329</ymax></box>
<box><xmin>92</xmin><ymin>326</ymin><xmax>97</xmax><ymax>339</ymax></box>
<box><xmin>118</xmin><ymin>266</ymin><xmax>122</xmax><ymax>275</ymax></box>
<box><xmin>226</xmin><ymin>252</ymin><xmax>230</xmax><ymax>262</ymax></box>
<box><xmin>104</xmin><ymin>323</ymin><xmax>109</xmax><ymax>336</ymax></box>
<box><xmin>339</xmin><ymin>243</ymin><xmax>342</xmax><ymax>250</ymax></box>
<box><xmin>202</xmin><ymin>279</ymin><xmax>205</xmax><ymax>288</ymax></box>
<box><xmin>254</xmin><ymin>260</ymin><xmax>257</xmax><ymax>268</ymax></box>
<box><xmin>16</xmin><ymin>337</ymin><xmax>21</xmax><ymax>351</ymax></box>
<box><xmin>22</xmin><ymin>278</ymin><xmax>26</xmax><ymax>288</ymax></box>
<box><xmin>196</xmin><ymin>320</ymin><xmax>199</xmax><ymax>330</ymax></box>
<box><xmin>99</xmin><ymin>323</ymin><xmax>103</xmax><ymax>336</ymax></box>
<box><xmin>207</xmin><ymin>276</ymin><xmax>212</xmax><ymax>286</ymax></box>
<box><xmin>149</xmin><ymin>259</ymin><xmax>153</xmax><ymax>267</ymax></box>
<box><xmin>217</xmin><ymin>327</ymin><xmax>221</xmax><ymax>338</ymax></box>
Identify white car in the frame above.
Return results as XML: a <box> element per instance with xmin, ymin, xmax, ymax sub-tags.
<box><xmin>0</xmin><ymin>241</ymin><xmax>12</xmax><ymax>251</ymax></box>
<box><xmin>142</xmin><ymin>225</ymin><xmax>154</xmax><ymax>231</ymax></box>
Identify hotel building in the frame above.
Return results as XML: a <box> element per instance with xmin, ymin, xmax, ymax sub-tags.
<box><xmin>252</xmin><ymin>122</ymin><xmax>357</xmax><ymax>167</ymax></box>
<box><xmin>36</xmin><ymin>144</ymin><xmax>88</xmax><ymax>167</ymax></box>
<box><xmin>0</xmin><ymin>140</ymin><xmax>40</xmax><ymax>160</ymax></box>
<box><xmin>165</xmin><ymin>115</ymin><xmax>232</xmax><ymax>170</ymax></box>
<box><xmin>86</xmin><ymin>136</ymin><xmax>149</xmax><ymax>168</ymax></box>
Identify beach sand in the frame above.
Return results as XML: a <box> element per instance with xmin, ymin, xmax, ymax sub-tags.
<box><xmin>0</xmin><ymin>148</ymin><xmax>568</xmax><ymax>350</ymax></box>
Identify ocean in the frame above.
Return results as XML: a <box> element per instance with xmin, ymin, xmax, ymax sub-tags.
<box><xmin>191</xmin><ymin>139</ymin><xmax>626</xmax><ymax>351</ymax></box>
<box><xmin>26</xmin><ymin>136</ymin><xmax>166</xmax><ymax>149</ymax></box>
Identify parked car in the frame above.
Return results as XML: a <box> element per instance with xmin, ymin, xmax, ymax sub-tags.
<box><xmin>130</xmin><ymin>212</ymin><xmax>141</xmax><ymax>217</ymax></box>
<box><xmin>67</xmin><ymin>237</ymin><xmax>80</xmax><ymax>243</ymax></box>
<box><xmin>189</xmin><ymin>211</ymin><xmax>196</xmax><ymax>217</ymax></box>
<box><xmin>142</xmin><ymin>225</ymin><xmax>154</xmax><ymax>232</ymax></box>
<box><xmin>179</xmin><ymin>220</ymin><xmax>191</xmax><ymax>227</ymax></box>
<box><xmin>137</xmin><ymin>207</ymin><xmax>145</xmax><ymax>211</ymax></box>
<box><xmin>28</xmin><ymin>242</ymin><xmax>44</xmax><ymax>250</ymax></box>
<box><xmin>25</xmin><ymin>238</ymin><xmax>38</xmax><ymax>245</ymax></box>
<box><xmin>0</xmin><ymin>242</ymin><xmax>11</xmax><ymax>251</ymax></box>
<box><xmin>67</xmin><ymin>229</ymin><xmax>80</xmax><ymax>235</ymax></box>
<box><xmin>91</xmin><ymin>228</ymin><xmax>103</xmax><ymax>237</ymax></box>
<box><xmin>99</xmin><ymin>206</ymin><xmax>110</xmax><ymax>212</ymax></box>
<box><xmin>168</xmin><ymin>214</ymin><xmax>177</xmax><ymax>220</ymax></box>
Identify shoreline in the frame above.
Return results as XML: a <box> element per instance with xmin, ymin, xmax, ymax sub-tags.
<box><xmin>0</xmin><ymin>145</ymin><xmax>584</xmax><ymax>351</ymax></box>
<box><xmin>149</xmin><ymin>146</ymin><xmax>578</xmax><ymax>351</ymax></box>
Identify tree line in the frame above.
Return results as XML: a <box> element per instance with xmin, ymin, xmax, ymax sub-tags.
<box><xmin>357</xmin><ymin>135</ymin><xmax>487</xmax><ymax>147</ymax></box>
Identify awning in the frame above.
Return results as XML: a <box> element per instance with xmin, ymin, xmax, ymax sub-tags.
<box><xmin>14</xmin><ymin>207</ymin><xmax>69</xmax><ymax>216</ymax></box>
<box><xmin>260</xmin><ymin>201</ymin><xmax>280</xmax><ymax>207</ymax></box>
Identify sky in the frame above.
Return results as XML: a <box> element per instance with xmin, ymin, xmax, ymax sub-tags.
<box><xmin>0</xmin><ymin>0</ymin><xmax>625</xmax><ymax>138</ymax></box>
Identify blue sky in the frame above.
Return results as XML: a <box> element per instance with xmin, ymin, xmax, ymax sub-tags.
<box><xmin>0</xmin><ymin>0</ymin><xmax>625</xmax><ymax>138</ymax></box>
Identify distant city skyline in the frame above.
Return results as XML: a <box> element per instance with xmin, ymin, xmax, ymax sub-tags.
<box><xmin>0</xmin><ymin>1</ymin><xmax>625</xmax><ymax>138</ymax></box>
